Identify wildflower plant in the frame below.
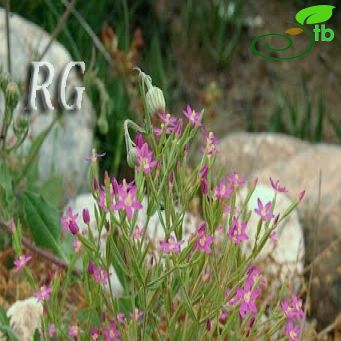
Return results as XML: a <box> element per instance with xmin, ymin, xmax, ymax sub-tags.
<box><xmin>8</xmin><ymin>70</ymin><xmax>307</xmax><ymax>340</ymax></box>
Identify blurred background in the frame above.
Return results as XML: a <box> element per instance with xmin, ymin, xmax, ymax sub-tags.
<box><xmin>0</xmin><ymin>0</ymin><xmax>340</xmax><ymax>337</ymax></box>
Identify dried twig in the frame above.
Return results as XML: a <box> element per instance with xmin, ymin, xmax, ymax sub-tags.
<box><xmin>0</xmin><ymin>220</ymin><xmax>81</xmax><ymax>275</ymax></box>
<box><xmin>5</xmin><ymin>0</ymin><xmax>11</xmax><ymax>74</ymax></box>
<box><xmin>38</xmin><ymin>0</ymin><xmax>78</xmax><ymax>61</ymax></box>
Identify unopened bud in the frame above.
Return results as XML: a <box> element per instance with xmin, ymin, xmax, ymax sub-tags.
<box><xmin>5</xmin><ymin>82</ymin><xmax>20</xmax><ymax>109</ymax></box>
<box><xmin>0</xmin><ymin>72</ymin><xmax>10</xmax><ymax>92</ymax></box>
<box><xmin>82</xmin><ymin>208</ymin><xmax>90</xmax><ymax>225</ymax></box>
<box><xmin>145</xmin><ymin>86</ymin><xmax>165</xmax><ymax>115</ymax></box>
<box><xmin>127</xmin><ymin>147</ymin><xmax>137</xmax><ymax>168</ymax></box>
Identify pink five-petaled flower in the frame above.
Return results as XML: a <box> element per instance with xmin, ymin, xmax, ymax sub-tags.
<box><xmin>214</xmin><ymin>179</ymin><xmax>233</xmax><ymax>200</ymax></box>
<box><xmin>254</xmin><ymin>198</ymin><xmax>274</xmax><ymax>222</ymax></box>
<box><xmin>130</xmin><ymin>308</ymin><xmax>144</xmax><ymax>321</ymax></box>
<box><xmin>183</xmin><ymin>105</ymin><xmax>202</xmax><ymax>127</ymax></box>
<box><xmin>136</xmin><ymin>140</ymin><xmax>158</xmax><ymax>174</ymax></box>
<box><xmin>88</xmin><ymin>262</ymin><xmax>109</xmax><ymax>287</ymax></box>
<box><xmin>281</xmin><ymin>295</ymin><xmax>305</xmax><ymax>320</ymax></box>
<box><xmin>60</xmin><ymin>207</ymin><xmax>79</xmax><ymax>235</ymax></box>
<box><xmin>112</xmin><ymin>184</ymin><xmax>143</xmax><ymax>220</ymax></box>
<box><xmin>269</xmin><ymin>177</ymin><xmax>288</xmax><ymax>193</ymax></box>
<box><xmin>90</xmin><ymin>327</ymin><xmax>100</xmax><ymax>340</ymax></box>
<box><xmin>160</xmin><ymin>236</ymin><xmax>184</xmax><ymax>254</ymax></box>
<box><xmin>228</xmin><ymin>216</ymin><xmax>248</xmax><ymax>245</ymax></box>
<box><xmin>48</xmin><ymin>324</ymin><xmax>56</xmax><ymax>338</ymax></box>
<box><xmin>227</xmin><ymin>171</ymin><xmax>246</xmax><ymax>189</ymax></box>
<box><xmin>34</xmin><ymin>285</ymin><xmax>52</xmax><ymax>302</ymax></box>
<box><xmin>13</xmin><ymin>255</ymin><xmax>32</xmax><ymax>272</ymax></box>
<box><xmin>232</xmin><ymin>278</ymin><xmax>260</xmax><ymax>319</ymax></box>
<box><xmin>68</xmin><ymin>325</ymin><xmax>80</xmax><ymax>339</ymax></box>
<box><xmin>284</xmin><ymin>321</ymin><xmax>301</xmax><ymax>341</ymax></box>
<box><xmin>195</xmin><ymin>223</ymin><xmax>214</xmax><ymax>254</ymax></box>
<box><xmin>117</xmin><ymin>313</ymin><xmax>126</xmax><ymax>324</ymax></box>
<box><xmin>154</xmin><ymin>112</ymin><xmax>177</xmax><ymax>136</ymax></box>
<box><xmin>103</xmin><ymin>320</ymin><xmax>120</xmax><ymax>341</ymax></box>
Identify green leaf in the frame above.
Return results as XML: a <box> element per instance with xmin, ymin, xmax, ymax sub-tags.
<box><xmin>0</xmin><ymin>325</ymin><xmax>21</xmax><ymax>341</ymax></box>
<box><xmin>21</xmin><ymin>191</ymin><xmax>67</xmax><ymax>261</ymax></box>
<box><xmin>295</xmin><ymin>5</ymin><xmax>335</xmax><ymax>25</ymax></box>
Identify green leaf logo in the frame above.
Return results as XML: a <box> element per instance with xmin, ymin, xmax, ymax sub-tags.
<box><xmin>295</xmin><ymin>5</ymin><xmax>335</xmax><ymax>25</ymax></box>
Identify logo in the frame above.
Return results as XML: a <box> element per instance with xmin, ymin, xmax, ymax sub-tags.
<box><xmin>250</xmin><ymin>5</ymin><xmax>335</xmax><ymax>61</ymax></box>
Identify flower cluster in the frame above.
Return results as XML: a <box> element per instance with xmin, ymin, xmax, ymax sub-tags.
<box><xmin>281</xmin><ymin>295</ymin><xmax>305</xmax><ymax>340</ymax></box>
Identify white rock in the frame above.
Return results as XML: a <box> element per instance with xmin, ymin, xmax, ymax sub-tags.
<box><xmin>6</xmin><ymin>297</ymin><xmax>43</xmax><ymax>341</ymax></box>
<box><xmin>0</xmin><ymin>9</ymin><xmax>94</xmax><ymax>197</ymax></box>
<box><xmin>239</xmin><ymin>185</ymin><xmax>304</xmax><ymax>288</ymax></box>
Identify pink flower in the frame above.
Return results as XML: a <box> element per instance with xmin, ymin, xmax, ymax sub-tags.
<box><xmin>90</xmin><ymin>327</ymin><xmax>100</xmax><ymax>340</ymax></box>
<box><xmin>254</xmin><ymin>198</ymin><xmax>274</xmax><ymax>222</ymax></box>
<box><xmin>112</xmin><ymin>184</ymin><xmax>143</xmax><ymax>220</ymax></box>
<box><xmin>103</xmin><ymin>320</ymin><xmax>120</xmax><ymax>341</ymax></box>
<box><xmin>269</xmin><ymin>177</ymin><xmax>288</xmax><ymax>193</ymax></box>
<box><xmin>227</xmin><ymin>171</ymin><xmax>246</xmax><ymax>188</ymax></box>
<box><xmin>13</xmin><ymin>255</ymin><xmax>32</xmax><ymax>272</ymax></box>
<box><xmin>228</xmin><ymin>216</ymin><xmax>248</xmax><ymax>244</ymax></box>
<box><xmin>68</xmin><ymin>325</ymin><xmax>80</xmax><ymax>339</ymax></box>
<box><xmin>136</xmin><ymin>141</ymin><xmax>158</xmax><ymax>174</ymax></box>
<box><xmin>203</xmin><ymin>131</ymin><xmax>218</xmax><ymax>157</ymax></box>
<box><xmin>132</xmin><ymin>224</ymin><xmax>144</xmax><ymax>240</ymax></box>
<box><xmin>61</xmin><ymin>208</ymin><xmax>79</xmax><ymax>234</ymax></box>
<box><xmin>130</xmin><ymin>308</ymin><xmax>144</xmax><ymax>321</ymax></box>
<box><xmin>34</xmin><ymin>285</ymin><xmax>52</xmax><ymax>302</ymax></box>
<box><xmin>48</xmin><ymin>324</ymin><xmax>56</xmax><ymax>338</ymax></box>
<box><xmin>183</xmin><ymin>105</ymin><xmax>202</xmax><ymax>127</ymax></box>
<box><xmin>246</xmin><ymin>265</ymin><xmax>261</xmax><ymax>284</ymax></box>
<box><xmin>214</xmin><ymin>179</ymin><xmax>233</xmax><ymax>200</ymax></box>
<box><xmin>88</xmin><ymin>262</ymin><xmax>109</xmax><ymax>286</ymax></box>
<box><xmin>200</xmin><ymin>164</ymin><xmax>209</xmax><ymax>195</ymax></box>
<box><xmin>219</xmin><ymin>310</ymin><xmax>228</xmax><ymax>324</ymax></box>
<box><xmin>284</xmin><ymin>321</ymin><xmax>301</xmax><ymax>341</ymax></box>
<box><xmin>154</xmin><ymin>112</ymin><xmax>177</xmax><ymax>136</ymax></box>
<box><xmin>281</xmin><ymin>295</ymin><xmax>305</xmax><ymax>320</ymax></box>
<box><xmin>195</xmin><ymin>223</ymin><xmax>214</xmax><ymax>254</ymax></box>
<box><xmin>117</xmin><ymin>313</ymin><xmax>126</xmax><ymax>324</ymax></box>
<box><xmin>160</xmin><ymin>236</ymin><xmax>184</xmax><ymax>254</ymax></box>
<box><xmin>98</xmin><ymin>188</ymin><xmax>110</xmax><ymax>212</ymax></box>
<box><xmin>232</xmin><ymin>278</ymin><xmax>260</xmax><ymax>319</ymax></box>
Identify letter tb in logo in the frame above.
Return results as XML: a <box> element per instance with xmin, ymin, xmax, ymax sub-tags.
<box><xmin>313</xmin><ymin>24</ymin><xmax>335</xmax><ymax>41</ymax></box>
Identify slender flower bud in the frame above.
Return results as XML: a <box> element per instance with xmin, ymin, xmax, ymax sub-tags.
<box><xmin>127</xmin><ymin>147</ymin><xmax>137</xmax><ymax>168</ymax></box>
<box><xmin>298</xmin><ymin>190</ymin><xmax>305</xmax><ymax>202</ymax></box>
<box><xmin>82</xmin><ymin>208</ymin><xmax>90</xmax><ymax>224</ymax></box>
<box><xmin>145</xmin><ymin>86</ymin><xmax>165</xmax><ymax>116</ymax></box>
<box><xmin>0</xmin><ymin>72</ymin><xmax>10</xmax><ymax>92</ymax></box>
<box><xmin>5</xmin><ymin>82</ymin><xmax>20</xmax><ymax>110</ymax></box>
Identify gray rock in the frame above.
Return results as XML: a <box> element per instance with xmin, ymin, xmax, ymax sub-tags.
<box><xmin>0</xmin><ymin>8</ymin><xmax>94</xmax><ymax>197</ymax></box>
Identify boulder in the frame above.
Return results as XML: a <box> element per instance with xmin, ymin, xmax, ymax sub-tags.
<box><xmin>0</xmin><ymin>8</ymin><xmax>94</xmax><ymax>197</ymax></box>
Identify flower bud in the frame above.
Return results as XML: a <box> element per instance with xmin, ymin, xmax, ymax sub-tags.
<box><xmin>127</xmin><ymin>147</ymin><xmax>137</xmax><ymax>168</ymax></box>
<box><xmin>0</xmin><ymin>72</ymin><xmax>10</xmax><ymax>92</ymax></box>
<box><xmin>145</xmin><ymin>86</ymin><xmax>165</xmax><ymax>115</ymax></box>
<box><xmin>82</xmin><ymin>208</ymin><xmax>90</xmax><ymax>225</ymax></box>
<box><xmin>5</xmin><ymin>82</ymin><xmax>20</xmax><ymax>110</ymax></box>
